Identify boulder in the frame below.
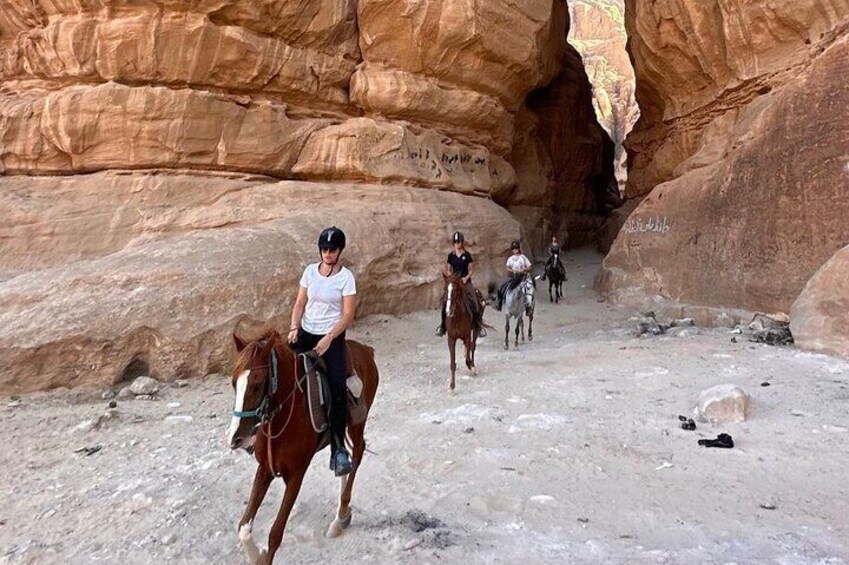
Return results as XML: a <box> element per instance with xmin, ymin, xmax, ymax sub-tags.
<box><xmin>698</xmin><ymin>384</ymin><xmax>750</xmax><ymax>424</ymax></box>
<box><xmin>791</xmin><ymin>244</ymin><xmax>849</xmax><ymax>358</ymax></box>
<box><xmin>129</xmin><ymin>377</ymin><xmax>160</xmax><ymax>396</ymax></box>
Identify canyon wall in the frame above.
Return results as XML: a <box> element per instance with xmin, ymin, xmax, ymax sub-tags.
<box><xmin>0</xmin><ymin>1</ymin><xmax>612</xmax><ymax>391</ymax></box>
<box><xmin>600</xmin><ymin>1</ymin><xmax>849</xmax><ymax>327</ymax></box>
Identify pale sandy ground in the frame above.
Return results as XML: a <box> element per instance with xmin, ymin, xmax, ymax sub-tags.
<box><xmin>2</xmin><ymin>249</ymin><xmax>849</xmax><ymax>565</ymax></box>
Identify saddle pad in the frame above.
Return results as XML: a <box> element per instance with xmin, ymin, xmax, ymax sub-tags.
<box><xmin>300</xmin><ymin>353</ymin><xmax>368</xmax><ymax>434</ymax></box>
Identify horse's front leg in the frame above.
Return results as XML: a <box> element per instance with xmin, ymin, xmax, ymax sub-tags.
<box><xmin>449</xmin><ymin>336</ymin><xmax>457</xmax><ymax>392</ymax></box>
<box><xmin>238</xmin><ymin>464</ymin><xmax>274</xmax><ymax>564</ymax></box>
<box><xmin>549</xmin><ymin>281</ymin><xmax>554</xmax><ymax>303</ymax></box>
<box><xmin>464</xmin><ymin>335</ymin><xmax>476</xmax><ymax>375</ymax></box>
<box><xmin>528</xmin><ymin>310</ymin><xmax>534</xmax><ymax>341</ymax></box>
<box><xmin>504</xmin><ymin>316</ymin><xmax>510</xmax><ymax>350</ymax></box>
<box><xmin>263</xmin><ymin>467</ymin><xmax>307</xmax><ymax>565</ymax></box>
<box><xmin>327</xmin><ymin>424</ymin><xmax>366</xmax><ymax>538</ymax></box>
<box><xmin>516</xmin><ymin>317</ymin><xmax>522</xmax><ymax>346</ymax></box>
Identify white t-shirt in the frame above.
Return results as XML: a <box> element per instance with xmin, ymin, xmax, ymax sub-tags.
<box><xmin>506</xmin><ymin>254</ymin><xmax>532</xmax><ymax>273</ymax></box>
<box><xmin>299</xmin><ymin>263</ymin><xmax>357</xmax><ymax>335</ymax></box>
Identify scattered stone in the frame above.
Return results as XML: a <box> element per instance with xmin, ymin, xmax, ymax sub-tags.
<box><xmin>655</xmin><ymin>461</ymin><xmax>674</xmax><ymax>470</ymax></box>
<box><xmin>165</xmin><ymin>415</ymin><xmax>193</xmax><ymax>424</ymax></box>
<box><xmin>117</xmin><ymin>387</ymin><xmax>134</xmax><ymax>399</ymax></box>
<box><xmin>167</xmin><ymin>402</ymin><xmax>182</xmax><ymax>409</ymax></box>
<box><xmin>670</xmin><ymin>318</ymin><xmax>695</xmax><ymax>327</ymax></box>
<box><xmin>730</xmin><ymin>327</ymin><xmax>743</xmax><ymax>335</ymax></box>
<box><xmin>6</xmin><ymin>400</ymin><xmax>20</xmax><ymax>408</ymax></box>
<box><xmin>669</xmin><ymin>327</ymin><xmax>698</xmax><ymax>338</ymax></box>
<box><xmin>759</xmin><ymin>502</ymin><xmax>777</xmax><ymax>510</ymax></box>
<box><xmin>636</xmin><ymin>312</ymin><xmax>668</xmax><ymax>337</ymax></box>
<box><xmin>402</xmin><ymin>538</ymin><xmax>423</xmax><ymax>551</ymax></box>
<box><xmin>730</xmin><ymin>337</ymin><xmax>738</xmax><ymax>343</ymax></box>
<box><xmin>160</xmin><ymin>533</ymin><xmax>177</xmax><ymax>546</ymax></box>
<box><xmin>751</xmin><ymin>326</ymin><xmax>794</xmax><ymax>346</ymax></box>
<box><xmin>108</xmin><ymin>400</ymin><xmax>117</xmax><ymax>409</ymax></box>
<box><xmin>698</xmin><ymin>384</ymin><xmax>750</xmax><ymax>424</ymax></box>
<box><xmin>748</xmin><ymin>313</ymin><xmax>789</xmax><ymax>332</ymax></box>
<box><xmin>173</xmin><ymin>380</ymin><xmax>189</xmax><ymax>388</ymax></box>
<box><xmin>789</xmin><ymin>409</ymin><xmax>809</xmax><ymax>417</ymax></box>
<box><xmin>577</xmin><ymin>517</ymin><xmax>589</xmax><ymax>523</ymax></box>
<box><xmin>71</xmin><ymin>417</ymin><xmax>102</xmax><ymax>434</ymax></box>
<box><xmin>101</xmin><ymin>390</ymin><xmax>116</xmax><ymax>400</ymax></box>
<box><xmin>760</xmin><ymin>381</ymin><xmax>771</xmax><ymax>387</ymax></box>
<box><xmin>463</xmin><ymin>427</ymin><xmax>475</xmax><ymax>434</ymax></box>
<box><xmin>822</xmin><ymin>424</ymin><xmax>848</xmax><ymax>433</ymax></box>
<box><xmin>74</xmin><ymin>444</ymin><xmax>103</xmax><ymax>456</ymax></box>
<box><xmin>134</xmin><ymin>394</ymin><xmax>157</xmax><ymax>401</ymax></box>
<box><xmin>130</xmin><ymin>376</ymin><xmax>160</xmax><ymax>396</ymax></box>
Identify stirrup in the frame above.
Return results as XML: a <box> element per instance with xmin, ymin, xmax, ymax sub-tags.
<box><xmin>331</xmin><ymin>450</ymin><xmax>352</xmax><ymax>476</ymax></box>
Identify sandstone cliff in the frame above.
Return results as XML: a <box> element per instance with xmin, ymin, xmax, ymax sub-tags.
<box><xmin>568</xmin><ymin>0</ymin><xmax>638</xmax><ymax>189</ymax></box>
<box><xmin>0</xmin><ymin>1</ymin><xmax>613</xmax><ymax>390</ymax></box>
<box><xmin>600</xmin><ymin>1</ymin><xmax>849</xmax><ymax>323</ymax></box>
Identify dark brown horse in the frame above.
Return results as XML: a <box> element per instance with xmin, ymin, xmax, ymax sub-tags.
<box><xmin>228</xmin><ymin>330</ymin><xmax>379</xmax><ymax>564</ymax></box>
<box><xmin>545</xmin><ymin>252</ymin><xmax>566</xmax><ymax>303</ymax></box>
<box><xmin>442</xmin><ymin>272</ymin><xmax>482</xmax><ymax>391</ymax></box>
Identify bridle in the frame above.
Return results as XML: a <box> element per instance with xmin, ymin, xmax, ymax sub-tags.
<box><xmin>232</xmin><ymin>338</ymin><xmax>306</xmax><ymax>433</ymax></box>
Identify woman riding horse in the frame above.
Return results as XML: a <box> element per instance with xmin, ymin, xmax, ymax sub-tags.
<box><xmin>288</xmin><ymin>226</ymin><xmax>356</xmax><ymax>476</ymax></box>
<box><xmin>436</xmin><ymin>231</ymin><xmax>483</xmax><ymax>337</ymax></box>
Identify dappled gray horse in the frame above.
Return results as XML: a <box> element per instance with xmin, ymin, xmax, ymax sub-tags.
<box><xmin>502</xmin><ymin>274</ymin><xmax>536</xmax><ymax>349</ymax></box>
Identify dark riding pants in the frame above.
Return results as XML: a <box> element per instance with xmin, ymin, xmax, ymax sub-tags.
<box><xmin>291</xmin><ymin>328</ymin><xmax>348</xmax><ymax>453</ymax></box>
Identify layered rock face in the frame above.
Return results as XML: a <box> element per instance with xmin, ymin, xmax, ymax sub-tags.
<box><xmin>568</xmin><ymin>0</ymin><xmax>638</xmax><ymax>189</ymax></box>
<box><xmin>599</xmin><ymin>1</ymin><xmax>849</xmax><ymax>321</ymax></box>
<box><xmin>0</xmin><ymin>173</ymin><xmax>519</xmax><ymax>393</ymax></box>
<box><xmin>0</xmin><ymin>1</ymin><xmax>613</xmax><ymax>390</ymax></box>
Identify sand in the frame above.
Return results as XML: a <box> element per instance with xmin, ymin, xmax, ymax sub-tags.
<box><xmin>2</xmin><ymin>249</ymin><xmax>848</xmax><ymax>564</ymax></box>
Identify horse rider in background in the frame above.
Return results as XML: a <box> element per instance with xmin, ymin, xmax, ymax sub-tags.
<box><xmin>495</xmin><ymin>240</ymin><xmax>532</xmax><ymax>311</ymax></box>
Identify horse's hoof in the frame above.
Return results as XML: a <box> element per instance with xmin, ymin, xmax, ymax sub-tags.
<box><xmin>470</xmin><ymin>367</ymin><xmax>477</xmax><ymax>377</ymax></box>
<box><xmin>238</xmin><ymin>523</ymin><xmax>252</xmax><ymax>543</ymax></box>
<box><xmin>326</xmin><ymin>514</ymin><xmax>352</xmax><ymax>538</ymax></box>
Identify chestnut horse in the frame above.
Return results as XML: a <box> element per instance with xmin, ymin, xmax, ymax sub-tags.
<box><xmin>228</xmin><ymin>330</ymin><xmax>379</xmax><ymax>564</ymax></box>
<box><xmin>442</xmin><ymin>272</ymin><xmax>482</xmax><ymax>391</ymax></box>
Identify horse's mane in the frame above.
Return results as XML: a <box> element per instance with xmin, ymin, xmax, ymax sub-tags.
<box><xmin>233</xmin><ymin>329</ymin><xmax>287</xmax><ymax>375</ymax></box>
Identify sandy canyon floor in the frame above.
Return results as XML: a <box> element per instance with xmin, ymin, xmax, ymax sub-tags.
<box><xmin>2</xmin><ymin>249</ymin><xmax>848</xmax><ymax>564</ymax></box>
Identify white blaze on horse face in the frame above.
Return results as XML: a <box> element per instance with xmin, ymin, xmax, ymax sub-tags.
<box><xmin>228</xmin><ymin>370</ymin><xmax>250</xmax><ymax>444</ymax></box>
<box><xmin>446</xmin><ymin>283</ymin><xmax>454</xmax><ymax>317</ymax></box>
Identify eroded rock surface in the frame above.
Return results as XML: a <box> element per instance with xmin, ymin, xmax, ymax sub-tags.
<box><xmin>0</xmin><ymin>174</ymin><xmax>519</xmax><ymax>393</ymax></box>
<box><xmin>600</xmin><ymin>2</ymin><xmax>849</xmax><ymax>317</ymax></box>
<box><xmin>791</xmin><ymin>245</ymin><xmax>849</xmax><ymax>359</ymax></box>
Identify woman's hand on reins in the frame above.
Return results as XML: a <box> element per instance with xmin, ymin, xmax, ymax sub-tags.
<box><xmin>287</xmin><ymin>328</ymin><xmax>299</xmax><ymax>344</ymax></box>
<box><xmin>314</xmin><ymin>334</ymin><xmax>333</xmax><ymax>356</ymax></box>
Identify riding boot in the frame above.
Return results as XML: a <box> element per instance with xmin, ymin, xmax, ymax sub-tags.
<box><xmin>436</xmin><ymin>305</ymin><xmax>446</xmax><ymax>337</ymax></box>
<box><xmin>329</xmin><ymin>431</ymin><xmax>352</xmax><ymax>476</ymax></box>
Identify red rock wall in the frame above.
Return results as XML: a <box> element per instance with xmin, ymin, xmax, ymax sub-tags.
<box><xmin>600</xmin><ymin>1</ymin><xmax>849</xmax><ymax>317</ymax></box>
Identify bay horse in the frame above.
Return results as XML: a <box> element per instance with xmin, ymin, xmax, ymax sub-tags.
<box><xmin>228</xmin><ymin>330</ymin><xmax>379</xmax><ymax>564</ymax></box>
<box><xmin>442</xmin><ymin>272</ymin><xmax>482</xmax><ymax>391</ymax></box>
<box><xmin>545</xmin><ymin>252</ymin><xmax>566</xmax><ymax>303</ymax></box>
<box><xmin>502</xmin><ymin>274</ymin><xmax>536</xmax><ymax>349</ymax></box>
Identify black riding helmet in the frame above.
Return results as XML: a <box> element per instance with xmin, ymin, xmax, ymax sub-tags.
<box><xmin>511</xmin><ymin>240</ymin><xmax>521</xmax><ymax>250</ymax></box>
<box><xmin>318</xmin><ymin>226</ymin><xmax>346</xmax><ymax>251</ymax></box>
<box><xmin>453</xmin><ymin>231</ymin><xmax>464</xmax><ymax>243</ymax></box>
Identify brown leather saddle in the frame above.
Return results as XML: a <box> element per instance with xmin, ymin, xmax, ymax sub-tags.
<box><xmin>299</xmin><ymin>346</ymin><xmax>367</xmax><ymax>437</ymax></box>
